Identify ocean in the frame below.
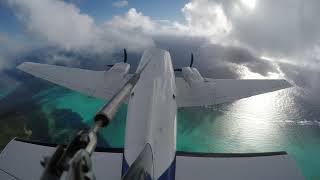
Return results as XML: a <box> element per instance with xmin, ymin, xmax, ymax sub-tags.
<box><xmin>0</xmin><ymin>85</ymin><xmax>319</xmax><ymax>179</ymax></box>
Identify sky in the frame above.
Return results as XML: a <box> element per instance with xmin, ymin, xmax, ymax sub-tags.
<box><xmin>1</xmin><ymin>0</ymin><xmax>320</xmax><ymax>104</ymax></box>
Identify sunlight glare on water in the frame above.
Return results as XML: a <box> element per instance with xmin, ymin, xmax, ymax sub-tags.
<box><xmin>224</xmin><ymin>90</ymin><xmax>293</xmax><ymax>151</ymax></box>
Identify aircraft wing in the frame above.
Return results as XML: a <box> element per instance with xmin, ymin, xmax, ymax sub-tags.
<box><xmin>18</xmin><ymin>62</ymin><xmax>131</xmax><ymax>100</ymax></box>
<box><xmin>0</xmin><ymin>138</ymin><xmax>124</xmax><ymax>180</ymax></box>
<box><xmin>176</xmin><ymin>78</ymin><xmax>292</xmax><ymax>107</ymax></box>
<box><xmin>175</xmin><ymin>151</ymin><xmax>304</xmax><ymax>180</ymax></box>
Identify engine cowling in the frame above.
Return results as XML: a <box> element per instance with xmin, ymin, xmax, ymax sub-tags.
<box><xmin>181</xmin><ymin>67</ymin><xmax>204</xmax><ymax>84</ymax></box>
<box><xmin>108</xmin><ymin>62</ymin><xmax>130</xmax><ymax>77</ymax></box>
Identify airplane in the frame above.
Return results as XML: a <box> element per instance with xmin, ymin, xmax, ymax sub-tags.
<box><xmin>0</xmin><ymin>48</ymin><xmax>303</xmax><ymax>179</ymax></box>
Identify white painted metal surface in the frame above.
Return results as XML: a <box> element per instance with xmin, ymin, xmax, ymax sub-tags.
<box><xmin>125</xmin><ymin>48</ymin><xmax>176</xmax><ymax>179</ymax></box>
<box><xmin>17</xmin><ymin>62</ymin><xmax>130</xmax><ymax>100</ymax></box>
<box><xmin>2</xmin><ymin>47</ymin><xmax>302</xmax><ymax>180</ymax></box>
<box><xmin>176</xmin><ymin>78</ymin><xmax>292</xmax><ymax>107</ymax></box>
<box><xmin>181</xmin><ymin>67</ymin><xmax>204</xmax><ymax>83</ymax></box>
<box><xmin>175</xmin><ymin>154</ymin><xmax>304</xmax><ymax>180</ymax></box>
<box><xmin>0</xmin><ymin>139</ymin><xmax>123</xmax><ymax>180</ymax></box>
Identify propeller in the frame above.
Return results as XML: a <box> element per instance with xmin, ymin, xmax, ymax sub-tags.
<box><xmin>190</xmin><ymin>53</ymin><xmax>194</xmax><ymax>68</ymax></box>
<box><xmin>108</xmin><ymin>48</ymin><xmax>128</xmax><ymax>67</ymax></box>
<box><xmin>123</xmin><ymin>48</ymin><xmax>127</xmax><ymax>63</ymax></box>
<box><xmin>174</xmin><ymin>53</ymin><xmax>194</xmax><ymax>72</ymax></box>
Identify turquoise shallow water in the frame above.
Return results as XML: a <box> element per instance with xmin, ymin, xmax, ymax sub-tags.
<box><xmin>0</xmin><ymin>85</ymin><xmax>18</xmax><ymax>100</ymax></box>
<box><xmin>8</xmin><ymin>86</ymin><xmax>320</xmax><ymax>179</ymax></box>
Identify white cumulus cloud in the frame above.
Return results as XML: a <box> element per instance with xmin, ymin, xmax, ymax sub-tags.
<box><xmin>182</xmin><ymin>0</ymin><xmax>232</xmax><ymax>40</ymax></box>
<box><xmin>6</xmin><ymin>0</ymin><xmax>154</xmax><ymax>53</ymax></box>
<box><xmin>112</xmin><ymin>0</ymin><xmax>128</xmax><ymax>8</ymax></box>
<box><xmin>7</xmin><ymin>0</ymin><xmax>96</xmax><ymax>50</ymax></box>
<box><xmin>106</xmin><ymin>8</ymin><xmax>155</xmax><ymax>33</ymax></box>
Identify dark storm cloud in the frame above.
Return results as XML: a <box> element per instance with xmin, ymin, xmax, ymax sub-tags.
<box><xmin>154</xmin><ymin>35</ymin><xmax>209</xmax><ymax>68</ymax></box>
<box><xmin>245</xmin><ymin>59</ymin><xmax>277</xmax><ymax>76</ymax></box>
<box><xmin>154</xmin><ymin>35</ymin><xmax>240</xmax><ymax>78</ymax></box>
<box><xmin>154</xmin><ymin>35</ymin><xmax>278</xmax><ymax>79</ymax></box>
<box><xmin>195</xmin><ymin>44</ymin><xmax>278</xmax><ymax>78</ymax></box>
<box><xmin>3</xmin><ymin>34</ymin><xmax>276</xmax><ymax>84</ymax></box>
<box><xmin>278</xmin><ymin>62</ymin><xmax>320</xmax><ymax>104</ymax></box>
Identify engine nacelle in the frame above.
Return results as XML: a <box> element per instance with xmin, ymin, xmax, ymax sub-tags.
<box><xmin>181</xmin><ymin>67</ymin><xmax>204</xmax><ymax>84</ymax></box>
<box><xmin>109</xmin><ymin>62</ymin><xmax>130</xmax><ymax>77</ymax></box>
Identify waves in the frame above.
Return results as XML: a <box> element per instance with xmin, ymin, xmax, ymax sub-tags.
<box><xmin>276</xmin><ymin>120</ymin><xmax>320</xmax><ymax>126</ymax></box>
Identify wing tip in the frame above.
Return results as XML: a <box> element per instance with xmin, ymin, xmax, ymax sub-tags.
<box><xmin>283</xmin><ymin>79</ymin><xmax>293</xmax><ymax>89</ymax></box>
<box><xmin>17</xmin><ymin>62</ymin><xmax>38</xmax><ymax>72</ymax></box>
<box><xmin>17</xmin><ymin>62</ymin><xmax>28</xmax><ymax>71</ymax></box>
<box><xmin>271</xmin><ymin>79</ymin><xmax>293</xmax><ymax>89</ymax></box>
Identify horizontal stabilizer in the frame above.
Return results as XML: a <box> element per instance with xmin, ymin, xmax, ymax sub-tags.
<box><xmin>0</xmin><ymin>139</ymin><xmax>124</xmax><ymax>180</ymax></box>
<box><xmin>175</xmin><ymin>151</ymin><xmax>303</xmax><ymax>180</ymax></box>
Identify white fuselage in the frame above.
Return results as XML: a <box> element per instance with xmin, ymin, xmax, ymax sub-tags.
<box><xmin>124</xmin><ymin>48</ymin><xmax>177</xmax><ymax>179</ymax></box>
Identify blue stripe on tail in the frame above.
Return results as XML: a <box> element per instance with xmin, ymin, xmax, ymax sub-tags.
<box><xmin>122</xmin><ymin>155</ymin><xmax>152</xmax><ymax>179</ymax></box>
<box><xmin>158</xmin><ymin>157</ymin><xmax>176</xmax><ymax>180</ymax></box>
<box><xmin>122</xmin><ymin>155</ymin><xmax>129</xmax><ymax>176</ymax></box>
<box><xmin>122</xmin><ymin>154</ymin><xmax>176</xmax><ymax>180</ymax></box>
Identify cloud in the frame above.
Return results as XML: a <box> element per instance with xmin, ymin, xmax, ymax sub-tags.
<box><xmin>194</xmin><ymin>44</ymin><xmax>278</xmax><ymax>79</ymax></box>
<box><xmin>106</xmin><ymin>2</ymin><xmax>233</xmax><ymax>41</ymax></box>
<box><xmin>173</xmin><ymin>0</ymin><xmax>320</xmax><ymax>103</ymax></box>
<box><xmin>209</xmin><ymin>0</ymin><xmax>320</xmax><ymax>56</ymax></box>
<box><xmin>7</xmin><ymin>0</ymin><xmax>96</xmax><ymax>50</ymax></box>
<box><xmin>278</xmin><ymin>62</ymin><xmax>320</xmax><ymax>103</ymax></box>
<box><xmin>106</xmin><ymin>8</ymin><xmax>155</xmax><ymax>33</ymax></box>
<box><xmin>99</xmin><ymin>10</ymin><xmax>155</xmax><ymax>52</ymax></box>
<box><xmin>178</xmin><ymin>0</ymin><xmax>320</xmax><ymax>67</ymax></box>
<box><xmin>0</xmin><ymin>32</ymin><xmax>27</xmax><ymax>70</ymax></box>
<box><xmin>5</xmin><ymin>0</ymin><xmax>320</xmax><ymax>104</ymax></box>
<box><xmin>4</xmin><ymin>0</ymin><xmax>305</xmax><ymax>66</ymax></box>
<box><xmin>4</xmin><ymin>0</ymin><xmax>279</xmax><ymax>78</ymax></box>
<box><xmin>182</xmin><ymin>0</ymin><xmax>232</xmax><ymax>41</ymax></box>
<box><xmin>6</xmin><ymin>0</ymin><xmax>154</xmax><ymax>53</ymax></box>
<box><xmin>116</xmin><ymin>1</ymin><xmax>320</xmax><ymax>104</ymax></box>
<box><xmin>112</xmin><ymin>0</ymin><xmax>128</xmax><ymax>8</ymax></box>
<box><xmin>4</xmin><ymin>0</ymin><xmax>240</xmax><ymax>54</ymax></box>
<box><xmin>0</xmin><ymin>32</ymin><xmax>26</xmax><ymax>55</ymax></box>
<box><xmin>0</xmin><ymin>56</ymin><xmax>9</xmax><ymax>71</ymax></box>
<box><xmin>153</xmin><ymin>34</ymin><xmax>277</xmax><ymax>79</ymax></box>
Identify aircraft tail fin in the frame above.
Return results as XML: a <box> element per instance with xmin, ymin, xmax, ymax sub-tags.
<box><xmin>122</xmin><ymin>144</ymin><xmax>153</xmax><ymax>179</ymax></box>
